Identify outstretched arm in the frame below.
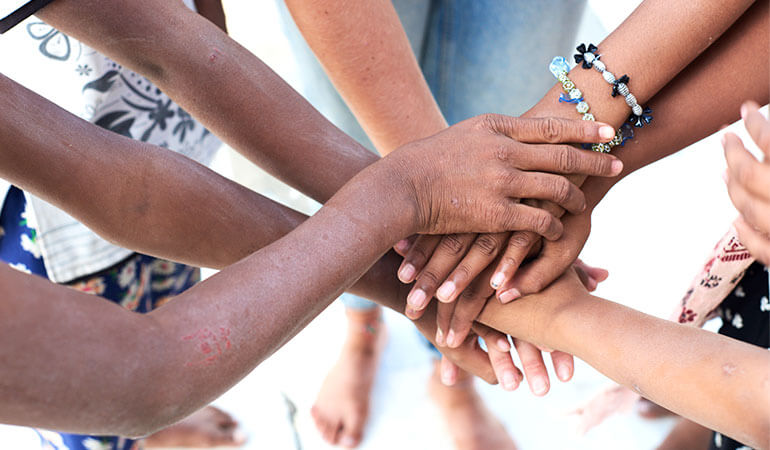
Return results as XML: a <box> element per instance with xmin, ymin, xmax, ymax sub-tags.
<box><xmin>0</xmin><ymin>71</ymin><xmax>622</xmax><ymax>434</ymax></box>
<box><xmin>472</xmin><ymin>271</ymin><xmax>770</xmax><ymax>449</ymax></box>
<box><xmin>36</xmin><ymin>0</ymin><xmax>377</xmax><ymax>204</ymax></box>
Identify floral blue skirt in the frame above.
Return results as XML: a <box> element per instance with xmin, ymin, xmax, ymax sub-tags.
<box><xmin>0</xmin><ymin>186</ymin><xmax>200</xmax><ymax>450</ymax></box>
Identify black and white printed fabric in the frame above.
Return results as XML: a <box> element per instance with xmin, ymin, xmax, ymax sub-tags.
<box><xmin>0</xmin><ymin>0</ymin><xmax>222</xmax><ymax>282</ymax></box>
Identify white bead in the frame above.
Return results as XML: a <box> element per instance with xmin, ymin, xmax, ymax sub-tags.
<box><xmin>576</xmin><ymin>101</ymin><xmax>589</xmax><ymax>113</ymax></box>
<box><xmin>584</xmin><ymin>52</ymin><xmax>595</xmax><ymax>64</ymax></box>
<box><xmin>624</xmin><ymin>93</ymin><xmax>637</xmax><ymax>108</ymax></box>
<box><xmin>602</xmin><ymin>71</ymin><xmax>616</xmax><ymax>84</ymax></box>
<box><xmin>569</xmin><ymin>88</ymin><xmax>582</xmax><ymax>99</ymax></box>
<box><xmin>632</xmin><ymin>104</ymin><xmax>643</xmax><ymax>116</ymax></box>
<box><xmin>582</xmin><ymin>113</ymin><xmax>595</xmax><ymax>121</ymax></box>
<box><xmin>592</xmin><ymin>60</ymin><xmax>606</xmax><ymax>71</ymax></box>
<box><xmin>617</xmin><ymin>83</ymin><xmax>630</xmax><ymax>97</ymax></box>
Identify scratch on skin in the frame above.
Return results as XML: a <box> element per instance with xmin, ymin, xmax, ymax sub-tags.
<box><xmin>208</xmin><ymin>47</ymin><xmax>223</xmax><ymax>64</ymax></box>
<box><xmin>183</xmin><ymin>327</ymin><xmax>232</xmax><ymax>367</ymax></box>
<box><xmin>722</xmin><ymin>363</ymin><xmax>737</xmax><ymax>376</ymax></box>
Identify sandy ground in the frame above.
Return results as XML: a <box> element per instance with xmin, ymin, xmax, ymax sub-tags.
<box><xmin>1</xmin><ymin>0</ymin><xmax>762</xmax><ymax>449</ymax></box>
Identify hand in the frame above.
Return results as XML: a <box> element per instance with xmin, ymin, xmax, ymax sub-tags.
<box><xmin>381</xmin><ymin>114</ymin><xmax>622</xmax><ymax>238</ymax></box>
<box><xmin>724</xmin><ymin>101</ymin><xmax>770</xmax><ymax>265</ymax></box>
<box><xmin>435</xmin><ymin>259</ymin><xmax>607</xmax><ymax>394</ymax></box>
<box><xmin>493</xmin><ymin>210</ymin><xmax>594</xmax><ymax>302</ymax></box>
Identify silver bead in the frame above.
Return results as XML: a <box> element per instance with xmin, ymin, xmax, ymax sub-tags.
<box><xmin>632</xmin><ymin>104</ymin><xmax>643</xmax><ymax>116</ymax></box>
<box><xmin>569</xmin><ymin>88</ymin><xmax>582</xmax><ymax>99</ymax></box>
<box><xmin>624</xmin><ymin>93</ymin><xmax>637</xmax><ymax>108</ymax></box>
<box><xmin>562</xmin><ymin>80</ymin><xmax>575</xmax><ymax>91</ymax></box>
<box><xmin>617</xmin><ymin>83</ymin><xmax>629</xmax><ymax>97</ymax></box>
<box><xmin>584</xmin><ymin>52</ymin><xmax>596</xmax><ymax>64</ymax></box>
<box><xmin>592</xmin><ymin>143</ymin><xmax>611</xmax><ymax>153</ymax></box>
<box><xmin>576</xmin><ymin>101</ymin><xmax>589</xmax><ymax>113</ymax></box>
<box><xmin>558</xmin><ymin>73</ymin><xmax>569</xmax><ymax>83</ymax></box>
<box><xmin>592</xmin><ymin>60</ymin><xmax>606</xmax><ymax>72</ymax></box>
<box><xmin>602</xmin><ymin>71</ymin><xmax>616</xmax><ymax>84</ymax></box>
<box><xmin>610</xmin><ymin>131</ymin><xmax>623</xmax><ymax>147</ymax></box>
<box><xmin>582</xmin><ymin>113</ymin><xmax>595</xmax><ymax>121</ymax></box>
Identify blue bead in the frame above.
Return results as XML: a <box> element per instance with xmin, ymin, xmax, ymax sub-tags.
<box><xmin>549</xmin><ymin>56</ymin><xmax>571</xmax><ymax>79</ymax></box>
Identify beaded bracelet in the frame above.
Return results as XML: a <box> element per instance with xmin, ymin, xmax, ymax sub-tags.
<box><xmin>549</xmin><ymin>56</ymin><xmax>633</xmax><ymax>153</ymax></box>
<box><xmin>574</xmin><ymin>43</ymin><xmax>653</xmax><ymax>128</ymax></box>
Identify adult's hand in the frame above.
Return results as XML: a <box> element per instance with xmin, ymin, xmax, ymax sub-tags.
<box><xmin>724</xmin><ymin>101</ymin><xmax>770</xmax><ymax>265</ymax></box>
<box><xmin>392</xmin><ymin>114</ymin><xmax>619</xmax><ymax>310</ymax></box>
<box><xmin>384</xmin><ymin>114</ymin><xmax>621</xmax><ymax>238</ymax></box>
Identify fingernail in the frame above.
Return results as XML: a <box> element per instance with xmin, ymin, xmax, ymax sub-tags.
<box><xmin>436</xmin><ymin>327</ymin><xmax>445</xmax><ymax>346</ymax></box>
<box><xmin>490</xmin><ymin>271</ymin><xmax>505</xmax><ymax>289</ymax></box>
<box><xmin>497</xmin><ymin>337</ymin><xmax>511</xmax><ymax>351</ymax></box>
<box><xmin>446</xmin><ymin>329</ymin><xmax>457</xmax><ymax>347</ymax></box>
<box><xmin>395</xmin><ymin>239</ymin><xmax>410</xmax><ymax>252</ymax></box>
<box><xmin>532</xmin><ymin>377</ymin><xmax>548</xmax><ymax>395</ymax></box>
<box><xmin>341</xmin><ymin>436</ymin><xmax>356</xmax><ymax>447</ymax></box>
<box><xmin>398</xmin><ymin>263</ymin><xmax>416</xmax><ymax>283</ymax></box>
<box><xmin>407</xmin><ymin>288</ymin><xmax>428</xmax><ymax>310</ymax></box>
<box><xmin>437</xmin><ymin>281</ymin><xmax>456</xmax><ymax>302</ymax></box>
<box><xmin>498</xmin><ymin>288</ymin><xmax>521</xmax><ymax>303</ymax></box>
<box><xmin>599</xmin><ymin>126</ymin><xmax>615</xmax><ymax>140</ymax></box>
<box><xmin>405</xmin><ymin>307</ymin><xmax>417</xmax><ymax>318</ymax></box>
<box><xmin>558</xmin><ymin>365</ymin><xmax>571</xmax><ymax>382</ymax></box>
<box><xmin>741</xmin><ymin>103</ymin><xmax>748</xmax><ymax>120</ymax></box>
<box><xmin>503</xmin><ymin>370</ymin><xmax>517</xmax><ymax>391</ymax></box>
<box><xmin>611</xmin><ymin>159</ymin><xmax>623</xmax><ymax>175</ymax></box>
<box><xmin>722</xmin><ymin>170</ymin><xmax>729</xmax><ymax>184</ymax></box>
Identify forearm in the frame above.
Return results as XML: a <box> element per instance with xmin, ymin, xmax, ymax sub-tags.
<box><xmin>0</xmin><ymin>166</ymin><xmax>412</xmax><ymax>436</ymax></box>
<box><xmin>525</xmin><ymin>0</ymin><xmax>766</xmax><ymax>210</ymax></box>
<box><xmin>37</xmin><ymin>0</ymin><xmax>377</xmax><ymax>203</ymax></box>
<box><xmin>285</xmin><ymin>0</ymin><xmax>447</xmax><ymax>154</ymax></box>
<box><xmin>193</xmin><ymin>0</ymin><xmax>227</xmax><ymax>32</ymax></box>
<box><xmin>474</xmin><ymin>274</ymin><xmax>770</xmax><ymax>448</ymax></box>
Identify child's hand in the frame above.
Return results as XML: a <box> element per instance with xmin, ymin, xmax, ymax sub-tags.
<box><xmin>723</xmin><ymin>101</ymin><xmax>770</xmax><ymax>265</ymax></box>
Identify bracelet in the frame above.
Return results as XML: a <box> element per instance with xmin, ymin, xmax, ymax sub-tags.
<box><xmin>574</xmin><ymin>43</ymin><xmax>653</xmax><ymax>128</ymax></box>
<box><xmin>549</xmin><ymin>56</ymin><xmax>633</xmax><ymax>153</ymax></box>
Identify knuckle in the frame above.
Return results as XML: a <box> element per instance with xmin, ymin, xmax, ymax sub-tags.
<box><xmin>556</xmin><ymin>147</ymin><xmax>579</xmax><ymax>173</ymax></box>
<box><xmin>508</xmin><ymin>232</ymin><xmax>534</xmax><ymax>249</ymax></box>
<box><xmin>494</xmin><ymin>143</ymin><xmax>509</xmax><ymax>162</ymax></box>
<box><xmin>552</xmin><ymin>177</ymin><xmax>573</xmax><ymax>205</ymax></box>
<box><xmin>417</xmin><ymin>269</ymin><xmax>441</xmax><ymax>288</ymax></box>
<box><xmin>499</xmin><ymin>255</ymin><xmax>519</xmax><ymax>271</ymax></box>
<box><xmin>522</xmin><ymin>361</ymin><xmax>546</xmax><ymax>373</ymax></box>
<box><xmin>478</xmin><ymin>113</ymin><xmax>502</xmax><ymax>134</ymax></box>
<box><xmin>533</xmin><ymin>211</ymin><xmax>554</xmax><ymax>235</ymax></box>
<box><xmin>473</xmin><ymin>234</ymin><xmax>502</xmax><ymax>257</ymax></box>
<box><xmin>452</xmin><ymin>264</ymin><xmax>473</xmax><ymax>283</ymax></box>
<box><xmin>538</xmin><ymin>117</ymin><xmax>562</xmax><ymax>143</ymax></box>
<box><xmin>438</xmin><ymin>234</ymin><xmax>467</xmax><ymax>256</ymax></box>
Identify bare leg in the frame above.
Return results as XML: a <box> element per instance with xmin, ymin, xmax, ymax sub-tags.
<box><xmin>144</xmin><ymin>405</ymin><xmax>245</xmax><ymax>448</ymax></box>
<box><xmin>656</xmin><ymin>418</ymin><xmax>712</xmax><ymax>450</ymax></box>
<box><xmin>428</xmin><ymin>361</ymin><xmax>518</xmax><ymax>450</ymax></box>
<box><xmin>311</xmin><ymin>306</ymin><xmax>387</xmax><ymax>448</ymax></box>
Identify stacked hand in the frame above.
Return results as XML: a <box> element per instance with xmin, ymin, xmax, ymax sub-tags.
<box><xmin>382</xmin><ymin>113</ymin><xmax>619</xmax><ymax>393</ymax></box>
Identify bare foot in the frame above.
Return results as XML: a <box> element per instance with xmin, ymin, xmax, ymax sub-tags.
<box><xmin>144</xmin><ymin>405</ymin><xmax>245</xmax><ymax>448</ymax></box>
<box><xmin>428</xmin><ymin>362</ymin><xmax>518</xmax><ymax>450</ymax></box>
<box><xmin>311</xmin><ymin>307</ymin><xmax>387</xmax><ymax>448</ymax></box>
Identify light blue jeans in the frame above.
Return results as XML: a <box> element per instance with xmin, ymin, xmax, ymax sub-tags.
<box><xmin>275</xmin><ymin>0</ymin><xmax>587</xmax><ymax>312</ymax></box>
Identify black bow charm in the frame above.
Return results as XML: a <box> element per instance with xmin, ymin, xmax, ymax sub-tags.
<box><xmin>629</xmin><ymin>107</ymin><xmax>654</xmax><ymax>128</ymax></box>
<box><xmin>574</xmin><ymin>43</ymin><xmax>599</xmax><ymax>69</ymax></box>
<box><xmin>611</xmin><ymin>75</ymin><xmax>630</xmax><ymax>97</ymax></box>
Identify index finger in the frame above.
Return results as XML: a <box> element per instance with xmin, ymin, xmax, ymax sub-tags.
<box><xmin>487</xmin><ymin>114</ymin><xmax>617</xmax><ymax>144</ymax></box>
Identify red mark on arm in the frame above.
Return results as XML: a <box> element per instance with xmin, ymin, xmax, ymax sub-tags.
<box><xmin>208</xmin><ymin>47</ymin><xmax>223</xmax><ymax>64</ymax></box>
<box><xmin>183</xmin><ymin>327</ymin><xmax>232</xmax><ymax>367</ymax></box>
